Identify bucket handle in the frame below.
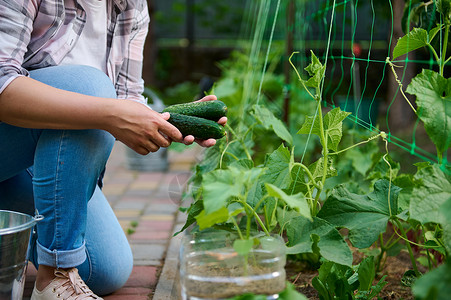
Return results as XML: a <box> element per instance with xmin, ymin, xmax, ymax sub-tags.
<box><xmin>33</xmin><ymin>209</ymin><xmax>44</xmax><ymax>223</ymax></box>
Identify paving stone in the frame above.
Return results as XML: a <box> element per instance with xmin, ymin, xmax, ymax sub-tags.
<box><xmin>137</xmin><ymin>220</ymin><xmax>173</xmax><ymax>231</ymax></box>
<box><xmin>106</xmin><ymin>287</ymin><xmax>153</xmax><ymax>296</ymax></box>
<box><xmin>104</xmin><ymin>295</ymin><xmax>150</xmax><ymax>300</ymax></box>
<box><xmin>131</xmin><ymin>244</ymin><xmax>166</xmax><ymax>262</ymax></box>
<box><xmin>130</xmin><ymin>231</ymin><xmax>171</xmax><ymax>241</ymax></box>
<box><xmin>130</xmin><ymin>181</ymin><xmax>159</xmax><ymax>190</ymax></box>
<box><xmin>102</xmin><ymin>185</ymin><xmax>127</xmax><ymax>196</ymax></box>
<box><xmin>145</xmin><ymin>203</ymin><xmax>179</xmax><ymax>214</ymax></box>
<box><xmin>129</xmin><ymin>266</ymin><xmax>160</xmax><ymax>288</ymax></box>
<box><xmin>113</xmin><ymin>209</ymin><xmax>141</xmax><ymax>218</ymax></box>
<box><xmin>123</xmin><ymin>189</ymin><xmax>154</xmax><ymax>197</ymax></box>
<box><xmin>141</xmin><ymin>214</ymin><xmax>173</xmax><ymax>221</ymax></box>
<box><xmin>114</xmin><ymin>201</ymin><xmax>147</xmax><ymax>210</ymax></box>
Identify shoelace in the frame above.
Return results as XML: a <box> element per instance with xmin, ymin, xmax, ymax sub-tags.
<box><xmin>52</xmin><ymin>268</ymin><xmax>101</xmax><ymax>300</ymax></box>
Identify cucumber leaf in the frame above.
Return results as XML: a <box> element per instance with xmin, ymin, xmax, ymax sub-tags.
<box><xmin>318</xmin><ymin>179</ymin><xmax>400</xmax><ymax>248</ymax></box>
<box><xmin>441</xmin><ymin>196</ymin><xmax>451</xmax><ymax>253</ymax></box>
<box><xmin>409</xmin><ymin>163</ymin><xmax>451</xmax><ymax>225</ymax></box>
<box><xmin>265</xmin><ymin>183</ymin><xmax>312</xmax><ymax>221</ymax></box>
<box><xmin>304</xmin><ymin>50</ymin><xmax>326</xmax><ymax>88</ymax></box>
<box><xmin>233</xmin><ymin>238</ymin><xmax>254</xmax><ymax>256</ymax></box>
<box><xmin>260</xmin><ymin>144</ymin><xmax>294</xmax><ymax>190</ymax></box>
<box><xmin>195</xmin><ymin>207</ymin><xmax>230</xmax><ymax>230</ymax></box>
<box><xmin>286</xmin><ymin>216</ymin><xmax>353</xmax><ymax>266</ymax></box>
<box><xmin>252</xmin><ymin>105</ymin><xmax>293</xmax><ymax>145</ymax></box>
<box><xmin>412</xmin><ymin>260</ymin><xmax>451</xmax><ymax>300</ymax></box>
<box><xmin>298</xmin><ymin>107</ymin><xmax>350</xmax><ymax>151</ymax></box>
<box><xmin>175</xmin><ymin>200</ymin><xmax>204</xmax><ymax>235</ymax></box>
<box><xmin>392</xmin><ymin>26</ymin><xmax>441</xmax><ymax>59</ymax></box>
<box><xmin>406</xmin><ymin>69</ymin><xmax>451</xmax><ymax>155</ymax></box>
<box><xmin>202</xmin><ymin>168</ymin><xmax>244</xmax><ymax>214</ymax></box>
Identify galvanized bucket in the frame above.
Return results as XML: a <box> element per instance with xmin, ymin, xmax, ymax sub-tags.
<box><xmin>0</xmin><ymin>210</ymin><xmax>42</xmax><ymax>300</ymax></box>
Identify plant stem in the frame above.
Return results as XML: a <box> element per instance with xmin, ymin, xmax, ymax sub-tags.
<box><xmin>292</xmin><ymin>162</ymin><xmax>322</xmax><ymax>189</ymax></box>
<box><xmin>386</xmin><ymin>58</ymin><xmax>417</xmax><ymax>114</ymax></box>
<box><xmin>375</xmin><ymin>233</ymin><xmax>386</xmax><ymax>273</ymax></box>
<box><xmin>313</xmin><ymin>98</ymin><xmax>328</xmax><ymax>216</ymax></box>
<box><xmin>440</xmin><ymin>24</ymin><xmax>449</xmax><ymax>76</ymax></box>
<box><xmin>394</xmin><ymin>219</ymin><xmax>420</xmax><ymax>277</ymax></box>
<box><xmin>242</xmin><ymin>202</ymin><xmax>271</xmax><ymax>236</ymax></box>
<box><xmin>225</xmin><ymin>124</ymin><xmax>252</xmax><ymax>160</ymax></box>
<box><xmin>230</xmin><ymin>216</ymin><xmax>244</xmax><ymax>240</ymax></box>
<box><xmin>329</xmin><ymin>133</ymin><xmax>383</xmax><ymax>156</ymax></box>
<box><xmin>427</xmin><ymin>43</ymin><xmax>441</xmax><ymax>66</ymax></box>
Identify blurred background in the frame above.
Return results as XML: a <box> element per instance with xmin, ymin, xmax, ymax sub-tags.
<box><xmin>142</xmin><ymin>0</ymin><xmax>450</xmax><ymax>168</ymax></box>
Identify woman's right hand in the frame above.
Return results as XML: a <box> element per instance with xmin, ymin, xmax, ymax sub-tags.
<box><xmin>105</xmin><ymin>100</ymin><xmax>183</xmax><ymax>155</ymax></box>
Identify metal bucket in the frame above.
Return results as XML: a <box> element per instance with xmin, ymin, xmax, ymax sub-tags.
<box><xmin>0</xmin><ymin>210</ymin><xmax>42</xmax><ymax>300</ymax></box>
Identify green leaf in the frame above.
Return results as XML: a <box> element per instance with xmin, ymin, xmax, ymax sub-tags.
<box><xmin>358</xmin><ymin>256</ymin><xmax>376</xmax><ymax>292</ymax></box>
<box><xmin>202</xmin><ymin>168</ymin><xmax>244</xmax><ymax>214</ymax></box>
<box><xmin>278</xmin><ymin>282</ymin><xmax>308</xmax><ymax>300</ymax></box>
<box><xmin>318</xmin><ymin>180</ymin><xmax>400</xmax><ymax>248</ymax></box>
<box><xmin>252</xmin><ymin>105</ymin><xmax>293</xmax><ymax>145</ymax></box>
<box><xmin>286</xmin><ymin>217</ymin><xmax>353</xmax><ymax>266</ymax></box>
<box><xmin>265</xmin><ymin>183</ymin><xmax>312</xmax><ymax>221</ymax></box>
<box><xmin>304</xmin><ymin>50</ymin><xmax>326</xmax><ymax>88</ymax></box>
<box><xmin>323</xmin><ymin>108</ymin><xmax>352</xmax><ymax>151</ymax></box>
<box><xmin>195</xmin><ymin>207</ymin><xmax>230</xmax><ymax>230</ymax></box>
<box><xmin>309</xmin><ymin>157</ymin><xmax>337</xmax><ymax>181</ymax></box>
<box><xmin>409</xmin><ymin>164</ymin><xmax>451</xmax><ymax>224</ymax></box>
<box><xmin>176</xmin><ymin>200</ymin><xmax>203</xmax><ymax>235</ymax></box>
<box><xmin>441</xmin><ymin>196</ymin><xmax>451</xmax><ymax>253</ymax></box>
<box><xmin>260</xmin><ymin>144</ymin><xmax>294</xmax><ymax>190</ymax></box>
<box><xmin>233</xmin><ymin>238</ymin><xmax>254</xmax><ymax>256</ymax></box>
<box><xmin>298</xmin><ymin>108</ymin><xmax>350</xmax><ymax>151</ymax></box>
<box><xmin>406</xmin><ymin>70</ymin><xmax>451</xmax><ymax>155</ymax></box>
<box><xmin>312</xmin><ymin>261</ymin><xmax>354</xmax><ymax>299</ymax></box>
<box><xmin>213</xmin><ymin>77</ymin><xmax>239</xmax><ymax>99</ymax></box>
<box><xmin>393</xmin><ymin>27</ymin><xmax>441</xmax><ymax>59</ymax></box>
<box><xmin>412</xmin><ymin>261</ymin><xmax>451</xmax><ymax>300</ymax></box>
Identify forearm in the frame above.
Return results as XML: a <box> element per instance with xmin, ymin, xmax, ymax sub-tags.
<box><xmin>0</xmin><ymin>76</ymin><xmax>117</xmax><ymax>130</ymax></box>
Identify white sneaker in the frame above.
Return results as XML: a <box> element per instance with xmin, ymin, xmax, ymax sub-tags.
<box><xmin>30</xmin><ymin>268</ymin><xmax>103</xmax><ymax>300</ymax></box>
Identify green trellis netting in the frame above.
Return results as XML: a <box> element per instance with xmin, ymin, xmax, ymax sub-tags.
<box><xmin>231</xmin><ymin>0</ymin><xmax>450</xmax><ymax>171</ymax></box>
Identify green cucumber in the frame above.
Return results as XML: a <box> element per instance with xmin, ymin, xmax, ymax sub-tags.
<box><xmin>163</xmin><ymin>100</ymin><xmax>227</xmax><ymax>121</ymax></box>
<box><xmin>168</xmin><ymin>113</ymin><xmax>226</xmax><ymax>140</ymax></box>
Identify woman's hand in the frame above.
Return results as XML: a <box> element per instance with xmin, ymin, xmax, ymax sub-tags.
<box><xmin>106</xmin><ymin>100</ymin><xmax>183</xmax><ymax>155</ymax></box>
<box><xmin>181</xmin><ymin>95</ymin><xmax>228</xmax><ymax>147</ymax></box>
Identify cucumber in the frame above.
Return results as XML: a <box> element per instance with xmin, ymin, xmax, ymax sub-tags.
<box><xmin>168</xmin><ymin>113</ymin><xmax>226</xmax><ymax>140</ymax></box>
<box><xmin>163</xmin><ymin>100</ymin><xmax>227</xmax><ymax>121</ymax></box>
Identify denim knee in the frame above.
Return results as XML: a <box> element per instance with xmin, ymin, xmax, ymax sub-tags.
<box><xmin>29</xmin><ymin>65</ymin><xmax>117</xmax><ymax>99</ymax></box>
<box><xmin>85</xmin><ymin>246</ymin><xmax>133</xmax><ymax>296</ymax></box>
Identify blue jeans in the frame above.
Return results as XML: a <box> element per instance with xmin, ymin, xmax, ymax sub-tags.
<box><xmin>0</xmin><ymin>65</ymin><xmax>133</xmax><ymax>295</ymax></box>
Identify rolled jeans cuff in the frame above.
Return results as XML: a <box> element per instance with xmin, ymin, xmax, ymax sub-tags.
<box><xmin>37</xmin><ymin>241</ymin><xmax>87</xmax><ymax>269</ymax></box>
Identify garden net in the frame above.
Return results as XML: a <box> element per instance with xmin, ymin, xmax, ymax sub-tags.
<box><xmin>238</xmin><ymin>0</ymin><xmax>449</xmax><ymax>172</ymax></box>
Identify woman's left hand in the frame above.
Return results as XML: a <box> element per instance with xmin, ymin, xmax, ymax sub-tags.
<box><xmin>182</xmin><ymin>94</ymin><xmax>227</xmax><ymax>147</ymax></box>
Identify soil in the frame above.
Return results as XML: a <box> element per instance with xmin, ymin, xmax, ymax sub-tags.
<box><xmin>285</xmin><ymin>248</ymin><xmax>423</xmax><ymax>299</ymax></box>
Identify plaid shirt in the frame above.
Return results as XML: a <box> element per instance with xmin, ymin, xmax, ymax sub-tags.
<box><xmin>0</xmin><ymin>0</ymin><xmax>149</xmax><ymax>102</ymax></box>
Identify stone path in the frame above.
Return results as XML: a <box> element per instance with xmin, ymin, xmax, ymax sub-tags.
<box><xmin>23</xmin><ymin>141</ymin><xmax>200</xmax><ymax>299</ymax></box>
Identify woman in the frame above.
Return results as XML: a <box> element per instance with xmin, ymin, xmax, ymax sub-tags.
<box><xmin>0</xmin><ymin>1</ymin><xmax>225</xmax><ymax>299</ymax></box>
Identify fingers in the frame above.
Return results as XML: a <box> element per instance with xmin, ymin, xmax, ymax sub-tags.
<box><xmin>218</xmin><ymin>116</ymin><xmax>227</xmax><ymax>126</ymax></box>
<box><xmin>159</xmin><ymin>112</ymin><xmax>183</xmax><ymax>142</ymax></box>
<box><xmin>195</xmin><ymin>94</ymin><xmax>217</xmax><ymax>102</ymax></box>
<box><xmin>183</xmin><ymin>135</ymin><xmax>195</xmax><ymax>145</ymax></box>
<box><xmin>196</xmin><ymin>138</ymin><xmax>217</xmax><ymax>147</ymax></box>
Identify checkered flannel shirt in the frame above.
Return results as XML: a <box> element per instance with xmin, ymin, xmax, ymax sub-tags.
<box><xmin>0</xmin><ymin>0</ymin><xmax>149</xmax><ymax>102</ymax></box>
